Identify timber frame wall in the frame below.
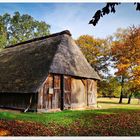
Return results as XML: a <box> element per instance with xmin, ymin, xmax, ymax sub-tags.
<box><xmin>37</xmin><ymin>74</ymin><xmax>97</xmax><ymax>112</ymax></box>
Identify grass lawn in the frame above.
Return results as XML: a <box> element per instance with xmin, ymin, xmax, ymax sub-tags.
<box><xmin>0</xmin><ymin>98</ymin><xmax>140</xmax><ymax>136</ymax></box>
<box><xmin>97</xmin><ymin>97</ymin><xmax>140</xmax><ymax>109</ymax></box>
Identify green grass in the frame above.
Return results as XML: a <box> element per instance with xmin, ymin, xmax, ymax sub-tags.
<box><xmin>0</xmin><ymin>110</ymin><xmax>112</xmax><ymax>126</ymax></box>
<box><xmin>0</xmin><ymin>98</ymin><xmax>140</xmax><ymax>126</ymax></box>
<box><xmin>97</xmin><ymin>97</ymin><xmax>139</xmax><ymax>104</ymax></box>
<box><xmin>97</xmin><ymin>97</ymin><xmax>140</xmax><ymax>110</ymax></box>
<box><xmin>0</xmin><ymin>98</ymin><xmax>140</xmax><ymax>136</ymax></box>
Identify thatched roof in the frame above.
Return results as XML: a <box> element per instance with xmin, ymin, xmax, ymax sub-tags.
<box><xmin>0</xmin><ymin>30</ymin><xmax>100</xmax><ymax>93</ymax></box>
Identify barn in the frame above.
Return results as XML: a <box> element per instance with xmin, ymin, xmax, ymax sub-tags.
<box><xmin>0</xmin><ymin>30</ymin><xmax>100</xmax><ymax>112</ymax></box>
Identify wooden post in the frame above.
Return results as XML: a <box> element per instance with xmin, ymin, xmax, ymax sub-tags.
<box><xmin>87</xmin><ymin>80</ymin><xmax>88</xmax><ymax>106</ymax></box>
<box><xmin>60</xmin><ymin>75</ymin><xmax>64</xmax><ymax>110</ymax></box>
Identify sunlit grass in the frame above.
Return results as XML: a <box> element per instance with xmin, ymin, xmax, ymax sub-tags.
<box><xmin>97</xmin><ymin>97</ymin><xmax>140</xmax><ymax>110</ymax></box>
<box><xmin>97</xmin><ymin>97</ymin><xmax>139</xmax><ymax>104</ymax></box>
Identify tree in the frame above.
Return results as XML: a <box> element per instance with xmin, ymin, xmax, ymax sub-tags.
<box><xmin>0</xmin><ymin>13</ymin><xmax>10</xmax><ymax>50</ymax></box>
<box><xmin>98</xmin><ymin>76</ymin><xmax>121</xmax><ymax>98</ymax></box>
<box><xmin>0</xmin><ymin>12</ymin><xmax>50</xmax><ymax>49</ymax></box>
<box><xmin>111</xmin><ymin>26</ymin><xmax>140</xmax><ymax>104</ymax></box>
<box><xmin>76</xmin><ymin>35</ymin><xmax>111</xmax><ymax>77</ymax></box>
<box><xmin>89</xmin><ymin>3</ymin><xmax>140</xmax><ymax>26</ymax></box>
<box><xmin>134</xmin><ymin>91</ymin><xmax>140</xmax><ymax>104</ymax></box>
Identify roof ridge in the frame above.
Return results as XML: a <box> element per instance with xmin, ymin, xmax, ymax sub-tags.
<box><xmin>5</xmin><ymin>30</ymin><xmax>72</xmax><ymax>49</ymax></box>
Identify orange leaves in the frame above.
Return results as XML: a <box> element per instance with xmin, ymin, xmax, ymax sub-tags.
<box><xmin>1</xmin><ymin>111</ymin><xmax>140</xmax><ymax>136</ymax></box>
<box><xmin>136</xmin><ymin>59</ymin><xmax>140</xmax><ymax>66</ymax></box>
<box><xmin>0</xmin><ymin>129</ymin><xmax>11</xmax><ymax>136</ymax></box>
<box><xmin>120</xmin><ymin>57</ymin><xmax>130</xmax><ymax>64</ymax></box>
<box><xmin>116</xmin><ymin>63</ymin><xmax>130</xmax><ymax>72</ymax></box>
<box><xmin>112</xmin><ymin>26</ymin><xmax>140</xmax><ymax>79</ymax></box>
<box><xmin>131</xmin><ymin>66</ymin><xmax>140</xmax><ymax>88</ymax></box>
<box><xmin>0</xmin><ymin>119</ymin><xmax>54</xmax><ymax>136</ymax></box>
<box><xmin>111</xmin><ymin>26</ymin><xmax>140</xmax><ymax>95</ymax></box>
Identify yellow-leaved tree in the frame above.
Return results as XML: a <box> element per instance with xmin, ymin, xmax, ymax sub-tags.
<box><xmin>112</xmin><ymin>26</ymin><xmax>140</xmax><ymax>104</ymax></box>
<box><xmin>76</xmin><ymin>35</ymin><xmax>111</xmax><ymax>77</ymax></box>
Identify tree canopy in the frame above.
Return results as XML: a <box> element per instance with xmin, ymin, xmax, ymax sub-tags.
<box><xmin>76</xmin><ymin>35</ymin><xmax>112</xmax><ymax>78</ymax></box>
<box><xmin>0</xmin><ymin>11</ymin><xmax>50</xmax><ymax>50</ymax></box>
<box><xmin>111</xmin><ymin>26</ymin><xmax>140</xmax><ymax>103</ymax></box>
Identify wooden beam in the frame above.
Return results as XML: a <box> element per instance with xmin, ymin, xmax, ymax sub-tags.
<box><xmin>87</xmin><ymin>80</ymin><xmax>89</xmax><ymax>106</ymax></box>
<box><xmin>60</xmin><ymin>75</ymin><xmax>64</xmax><ymax>110</ymax></box>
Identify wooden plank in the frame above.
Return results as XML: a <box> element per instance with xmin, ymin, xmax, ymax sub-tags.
<box><xmin>64</xmin><ymin>76</ymin><xmax>71</xmax><ymax>109</ymax></box>
<box><xmin>87</xmin><ymin>80</ymin><xmax>97</xmax><ymax>105</ymax></box>
<box><xmin>86</xmin><ymin>80</ymin><xmax>88</xmax><ymax>106</ymax></box>
<box><xmin>71</xmin><ymin>78</ymin><xmax>86</xmax><ymax>108</ymax></box>
<box><xmin>60</xmin><ymin>75</ymin><xmax>64</xmax><ymax>110</ymax></box>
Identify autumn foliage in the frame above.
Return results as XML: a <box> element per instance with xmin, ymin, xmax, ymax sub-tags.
<box><xmin>0</xmin><ymin>111</ymin><xmax>140</xmax><ymax>136</ymax></box>
<box><xmin>76</xmin><ymin>35</ymin><xmax>111</xmax><ymax>77</ymax></box>
<box><xmin>112</xmin><ymin>26</ymin><xmax>140</xmax><ymax>102</ymax></box>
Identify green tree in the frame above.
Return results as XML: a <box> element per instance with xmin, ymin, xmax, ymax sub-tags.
<box><xmin>0</xmin><ymin>11</ymin><xmax>50</xmax><ymax>50</ymax></box>
<box><xmin>134</xmin><ymin>91</ymin><xmax>140</xmax><ymax>104</ymax></box>
<box><xmin>135</xmin><ymin>92</ymin><xmax>140</xmax><ymax>98</ymax></box>
<box><xmin>0</xmin><ymin>13</ymin><xmax>10</xmax><ymax>50</ymax></box>
<box><xmin>98</xmin><ymin>76</ymin><xmax>121</xmax><ymax>98</ymax></box>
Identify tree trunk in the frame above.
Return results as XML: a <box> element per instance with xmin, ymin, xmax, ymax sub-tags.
<box><xmin>128</xmin><ymin>93</ymin><xmax>133</xmax><ymax>104</ymax></box>
<box><xmin>119</xmin><ymin>91</ymin><xmax>123</xmax><ymax>103</ymax></box>
<box><xmin>119</xmin><ymin>76</ymin><xmax>124</xmax><ymax>104</ymax></box>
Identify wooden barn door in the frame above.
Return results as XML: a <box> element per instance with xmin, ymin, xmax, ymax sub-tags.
<box><xmin>64</xmin><ymin>76</ymin><xmax>71</xmax><ymax>109</ymax></box>
<box><xmin>45</xmin><ymin>75</ymin><xmax>61</xmax><ymax>110</ymax></box>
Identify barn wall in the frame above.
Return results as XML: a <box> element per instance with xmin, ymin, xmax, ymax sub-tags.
<box><xmin>64</xmin><ymin>76</ymin><xmax>71</xmax><ymax>109</ymax></box>
<box><xmin>37</xmin><ymin>74</ymin><xmax>61</xmax><ymax>111</ymax></box>
<box><xmin>71</xmin><ymin>78</ymin><xmax>87</xmax><ymax>108</ymax></box>
<box><xmin>0</xmin><ymin>93</ymin><xmax>38</xmax><ymax>111</ymax></box>
<box><xmin>87</xmin><ymin>80</ymin><xmax>97</xmax><ymax>106</ymax></box>
<box><xmin>37</xmin><ymin>74</ymin><xmax>97</xmax><ymax>112</ymax></box>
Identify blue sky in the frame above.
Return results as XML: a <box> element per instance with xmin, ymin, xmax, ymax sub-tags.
<box><xmin>0</xmin><ymin>3</ymin><xmax>139</xmax><ymax>39</ymax></box>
